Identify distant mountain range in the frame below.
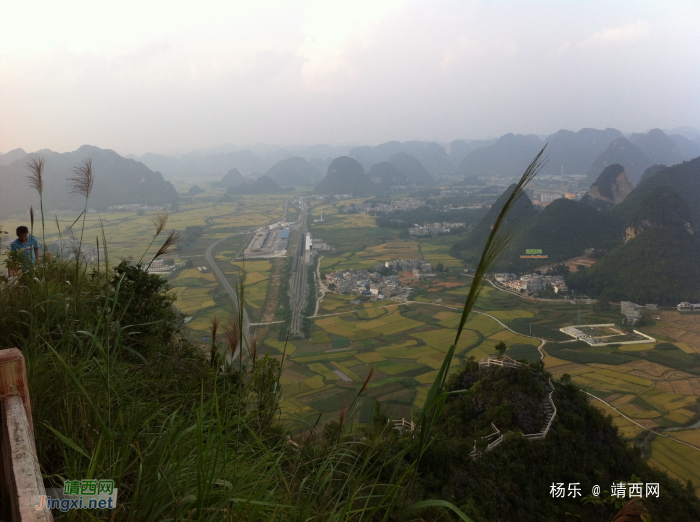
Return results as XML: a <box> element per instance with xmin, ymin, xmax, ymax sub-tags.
<box><xmin>349</xmin><ymin>141</ymin><xmax>453</xmax><ymax>177</ymax></box>
<box><xmin>586</xmin><ymin>137</ymin><xmax>652</xmax><ymax>185</ymax></box>
<box><xmin>3</xmin><ymin>126</ymin><xmax>698</xmax><ymax>201</ymax></box>
<box><xmin>453</xmin><ymin>127</ymin><xmax>699</xmax><ymax>186</ymax></box>
<box><xmin>0</xmin><ymin>148</ymin><xmax>28</xmax><ymax>166</ymax></box>
<box><xmin>0</xmin><ymin>145</ymin><xmax>177</xmax><ymax>218</ymax></box>
<box><xmin>386</xmin><ymin>153</ymin><xmax>432</xmax><ymax>185</ymax></box>
<box><xmin>455</xmin><ymin>133</ymin><xmax>544</xmax><ymax>179</ymax></box>
<box><xmin>228</xmin><ymin>175</ymin><xmax>281</xmax><ymax>195</ymax></box>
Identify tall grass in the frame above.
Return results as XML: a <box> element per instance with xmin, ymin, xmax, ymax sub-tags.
<box><xmin>0</xmin><ymin>150</ymin><xmax>546</xmax><ymax>520</ymax></box>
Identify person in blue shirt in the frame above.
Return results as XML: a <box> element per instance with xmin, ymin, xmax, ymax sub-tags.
<box><xmin>10</xmin><ymin>226</ymin><xmax>40</xmax><ymax>265</ymax></box>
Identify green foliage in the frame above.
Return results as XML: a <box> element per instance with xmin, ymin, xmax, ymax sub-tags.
<box><xmin>567</xmin><ymin>226</ymin><xmax>700</xmax><ymax>305</ymax></box>
<box><xmin>111</xmin><ymin>260</ymin><xmax>178</xmax><ymax>350</ymax></box>
<box><xmin>546</xmin><ymin>341</ymin><xmax>627</xmax><ymax>365</ymax></box>
<box><xmin>417</xmin><ymin>365</ymin><xmax>700</xmax><ymax>522</ymax></box>
<box><xmin>493</xmin><ymin>198</ymin><xmax>621</xmax><ymax>272</ymax></box>
<box><xmin>495</xmin><ymin>340</ymin><xmax>507</xmax><ymax>358</ymax></box>
<box><xmin>451</xmin><ymin>183</ymin><xmax>537</xmax><ymax>263</ymax></box>
<box><xmin>612</xmin><ymin>155</ymin><xmax>700</xmax><ymax>227</ymax></box>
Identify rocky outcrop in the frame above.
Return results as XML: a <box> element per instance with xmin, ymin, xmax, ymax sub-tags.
<box><xmin>581</xmin><ymin>164</ymin><xmax>632</xmax><ymax>210</ymax></box>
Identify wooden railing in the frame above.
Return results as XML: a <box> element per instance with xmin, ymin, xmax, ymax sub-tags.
<box><xmin>471</xmin><ymin>358</ymin><xmax>557</xmax><ymax>458</ymax></box>
<box><xmin>390</xmin><ymin>418</ymin><xmax>416</xmax><ymax>432</ymax></box>
<box><xmin>478</xmin><ymin>355</ymin><xmax>522</xmax><ymax>370</ymax></box>
<box><xmin>0</xmin><ymin>348</ymin><xmax>53</xmax><ymax>521</ymax></box>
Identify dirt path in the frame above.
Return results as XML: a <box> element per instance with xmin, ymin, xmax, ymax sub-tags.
<box><xmin>585</xmin><ymin>392</ymin><xmax>700</xmax><ymax>452</ymax></box>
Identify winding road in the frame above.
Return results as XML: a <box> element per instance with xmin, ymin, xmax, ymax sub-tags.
<box><xmin>203</xmin><ymin>199</ymin><xmax>289</xmax><ymax>363</ymax></box>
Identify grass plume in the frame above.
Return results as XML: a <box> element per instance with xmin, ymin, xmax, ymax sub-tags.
<box><xmin>210</xmin><ymin>315</ymin><xmax>220</xmax><ymax>368</ymax></box>
<box><xmin>139</xmin><ymin>210</ymin><xmax>169</xmax><ymax>264</ymax></box>
<box><xmin>147</xmin><ymin>230</ymin><xmax>181</xmax><ymax>269</ymax></box>
<box><xmin>68</xmin><ymin>158</ymin><xmax>94</xmax><ymax>199</ymax></box>
<box><xmin>26</xmin><ymin>156</ymin><xmax>45</xmax><ymax>195</ymax></box>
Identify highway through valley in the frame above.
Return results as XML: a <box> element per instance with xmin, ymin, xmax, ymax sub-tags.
<box><xmin>204</xmin><ymin>198</ymin><xmax>289</xmax><ymax>363</ymax></box>
<box><xmin>289</xmin><ymin>200</ymin><xmax>308</xmax><ymax>337</ymax></box>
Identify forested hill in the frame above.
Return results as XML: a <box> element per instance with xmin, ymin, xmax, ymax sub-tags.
<box><xmin>314</xmin><ymin>156</ymin><xmax>374</xmax><ymax>195</ymax></box>
<box><xmin>490</xmin><ymin>198</ymin><xmax>621</xmax><ymax>272</ymax></box>
<box><xmin>568</xmin><ymin>185</ymin><xmax>700</xmax><ymax>304</ymax></box>
<box><xmin>611</xmin><ymin>155</ymin><xmax>700</xmax><ymax>228</ymax></box>
<box><xmin>418</xmin><ymin>361</ymin><xmax>700</xmax><ymax>521</ymax></box>
<box><xmin>450</xmin><ymin>184</ymin><xmax>536</xmax><ymax>263</ymax></box>
<box><xmin>0</xmin><ymin>145</ymin><xmax>178</xmax><ymax>217</ymax></box>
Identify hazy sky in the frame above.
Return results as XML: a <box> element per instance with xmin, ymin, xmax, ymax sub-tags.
<box><xmin>1</xmin><ymin>0</ymin><xmax>699</xmax><ymax>155</ymax></box>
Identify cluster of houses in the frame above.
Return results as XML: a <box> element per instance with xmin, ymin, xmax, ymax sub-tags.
<box><xmin>494</xmin><ymin>273</ymin><xmax>568</xmax><ymax>294</ymax></box>
<box><xmin>338</xmin><ymin>199</ymin><xmax>426</xmax><ymax>215</ymax></box>
<box><xmin>677</xmin><ymin>302</ymin><xmax>700</xmax><ymax>311</ymax></box>
<box><xmin>380</xmin><ymin>259</ymin><xmax>433</xmax><ymax>273</ymax></box>
<box><xmin>324</xmin><ymin>269</ymin><xmax>410</xmax><ymax>300</ymax></box>
<box><xmin>408</xmin><ymin>222</ymin><xmax>465</xmax><ymax>236</ymax></box>
<box><xmin>107</xmin><ymin>203</ymin><xmax>166</xmax><ymax>212</ymax></box>
<box><xmin>148</xmin><ymin>258</ymin><xmax>186</xmax><ymax>273</ymax></box>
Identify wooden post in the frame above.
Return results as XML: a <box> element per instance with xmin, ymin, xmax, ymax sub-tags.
<box><xmin>0</xmin><ymin>349</ymin><xmax>34</xmax><ymax>436</ymax></box>
<box><xmin>0</xmin><ymin>348</ymin><xmax>52</xmax><ymax>521</ymax></box>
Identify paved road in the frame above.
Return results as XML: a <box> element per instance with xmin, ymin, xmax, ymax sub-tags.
<box><xmin>205</xmin><ymin>237</ymin><xmax>250</xmax><ymax>364</ymax></box>
<box><xmin>204</xmin><ymin>198</ymin><xmax>289</xmax><ymax>363</ymax></box>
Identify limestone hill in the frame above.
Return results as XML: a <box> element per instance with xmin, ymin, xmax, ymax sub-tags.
<box><xmin>265</xmin><ymin>157</ymin><xmax>323</xmax><ymax>187</ymax></box>
<box><xmin>587</xmin><ymin>137</ymin><xmax>653</xmax><ymax>185</ymax></box>
<box><xmin>212</xmin><ymin>168</ymin><xmax>248</xmax><ymax>188</ymax></box>
<box><xmin>314</xmin><ymin>157</ymin><xmax>373</xmax><ymax>196</ymax></box>
<box><xmin>229</xmin><ymin>175</ymin><xmax>280</xmax><ymax>195</ymax></box>
<box><xmin>386</xmin><ymin>152</ymin><xmax>432</xmax><ymax>185</ymax></box>
<box><xmin>580</xmin><ymin>163</ymin><xmax>633</xmax><ymax>211</ymax></box>
<box><xmin>367</xmin><ymin>162</ymin><xmax>408</xmax><ymax>188</ymax></box>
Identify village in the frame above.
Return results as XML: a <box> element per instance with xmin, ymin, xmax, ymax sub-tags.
<box><xmin>494</xmin><ymin>272</ymin><xmax>568</xmax><ymax>295</ymax></box>
<box><xmin>324</xmin><ymin>259</ymin><xmax>435</xmax><ymax>301</ymax></box>
<box><xmin>408</xmin><ymin>221</ymin><xmax>466</xmax><ymax>236</ymax></box>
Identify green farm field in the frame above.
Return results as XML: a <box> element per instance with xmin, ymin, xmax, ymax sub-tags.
<box><xmin>266</xmin><ymin>301</ymin><xmax>541</xmax><ymax>424</ymax></box>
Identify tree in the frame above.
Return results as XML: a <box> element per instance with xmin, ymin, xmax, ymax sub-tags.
<box><xmin>435</xmin><ymin>262</ymin><xmax>445</xmax><ymax>273</ymax></box>
<box><xmin>495</xmin><ymin>341</ymin><xmax>507</xmax><ymax>358</ymax></box>
<box><xmin>595</xmin><ymin>295</ymin><xmax>611</xmax><ymax>312</ymax></box>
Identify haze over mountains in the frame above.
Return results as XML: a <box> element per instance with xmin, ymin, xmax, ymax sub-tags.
<box><xmin>0</xmin><ymin>145</ymin><xmax>177</xmax><ymax>217</ymax></box>
<box><xmin>1</xmin><ymin>126</ymin><xmax>698</xmax><ymax>218</ymax></box>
